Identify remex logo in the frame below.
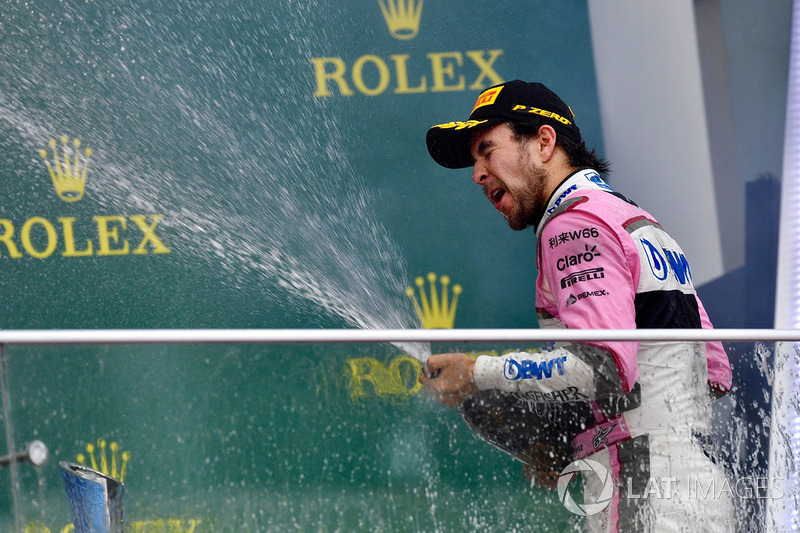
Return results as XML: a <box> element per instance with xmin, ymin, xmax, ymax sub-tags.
<box><xmin>558</xmin><ymin>459</ymin><xmax>614</xmax><ymax>516</ymax></box>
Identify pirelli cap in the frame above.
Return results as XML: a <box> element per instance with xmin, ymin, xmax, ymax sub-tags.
<box><xmin>426</xmin><ymin>80</ymin><xmax>582</xmax><ymax>169</ymax></box>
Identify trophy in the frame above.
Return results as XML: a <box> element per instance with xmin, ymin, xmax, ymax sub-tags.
<box><xmin>60</xmin><ymin>461</ymin><xmax>124</xmax><ymax>533</ymax></box>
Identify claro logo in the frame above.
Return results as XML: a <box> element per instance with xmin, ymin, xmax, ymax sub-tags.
<box><xmin>557</xmin><ymin>244</ymin><xmax>600</xmax><ymax>271</ymax></box>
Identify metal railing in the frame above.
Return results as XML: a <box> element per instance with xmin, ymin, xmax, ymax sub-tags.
<box><xmin>0</xmin><ymin>327</ymin><xmax>798</xmax><ymax>345</ymax></box>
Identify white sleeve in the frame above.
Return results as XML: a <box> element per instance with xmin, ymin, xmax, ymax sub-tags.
<box><xmin>472</xmin><ymin>345</ymin><xmax>625</xmax><ymax>403</ymax></box>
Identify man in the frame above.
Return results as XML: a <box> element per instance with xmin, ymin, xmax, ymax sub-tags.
<box><xmin>420</xmin><ymin>80</ymin><xmax>734</xmax><ymax>532</ymax></box>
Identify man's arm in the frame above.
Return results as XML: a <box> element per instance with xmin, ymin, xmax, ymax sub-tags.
<box><xmin>420</xmin><ymin>344</ymin><xmax>623</xmax><ymax>408</ymax></box>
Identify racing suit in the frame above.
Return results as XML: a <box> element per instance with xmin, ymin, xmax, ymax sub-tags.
<box><xmin>471</xmin><ymin>169</ymin><xmax>734</xmax><ymax>532</ymax></box>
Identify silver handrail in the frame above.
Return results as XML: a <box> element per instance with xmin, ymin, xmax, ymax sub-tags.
<box><xmin>0</xmin><ymin>328</ymin><xmax>797</xmax><ymax>345</ymax></box>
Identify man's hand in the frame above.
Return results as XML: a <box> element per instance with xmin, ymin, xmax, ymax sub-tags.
<box><xmin>419</xmin><ymin>352</ymin><xmax>478</xmax><ymax>408</ymax></box>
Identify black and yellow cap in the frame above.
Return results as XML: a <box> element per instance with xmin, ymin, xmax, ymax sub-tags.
<box><xmin>426</xmin><ymin>80</ymin><xmax>582</xmax><ymax>169</ymax></box>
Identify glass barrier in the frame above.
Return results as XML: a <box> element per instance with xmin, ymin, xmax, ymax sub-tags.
<box><xmin>0</xmin><ymin>335</ymin><xmax>793</xmax><ymax>532</ymax></box>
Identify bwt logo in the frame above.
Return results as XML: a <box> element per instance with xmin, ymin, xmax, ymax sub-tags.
<box><xmin>503</xmin><ymin>356</ymin><xmax>566</xmax><ymax>381</ymax></box>
<box><xmin>546</xmin><ymin>185</ymin><xmax>577</xmax><ymax>215</ymax></box>
<box><xmin>640</xmin><ymin>238</ymin><xmax>692</xmax><ymax>285</ymax></box>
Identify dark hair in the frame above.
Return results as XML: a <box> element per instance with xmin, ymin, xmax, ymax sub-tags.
<box><xmin>509</xmin><ymin>121</ymin><xmax>611</xmax><ymax>177</ymax></box>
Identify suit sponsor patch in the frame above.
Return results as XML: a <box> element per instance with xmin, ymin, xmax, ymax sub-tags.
<box><xmin>560</xmin><ymin>267</ymin><xmax>605</xmax><ymax>289</ymax></box>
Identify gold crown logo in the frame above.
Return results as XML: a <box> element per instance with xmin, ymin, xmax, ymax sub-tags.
<box><xmin>39</xmin><ymin>135</ymin><xmax>92</xmax><ymax>202</ymax></box>
<box><xmin>76</xmin><ymin>439</ymin><xmax>131</xmax><ymax>483</ymax></box>
<box><xmin>406</xmin><ymin>272</ymin><xmax>461</xmax><ymax>329</ymax></box>
<box><xmin>378</xmin><ymin>0</ymin><xmax>423</xmax><ymax>40</ymax></box>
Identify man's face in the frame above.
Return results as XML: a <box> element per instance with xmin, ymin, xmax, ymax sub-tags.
<box><xmin>470</xmin><ymin>123</ymin><xmax>548</xmax><ymax>231</ymax></box>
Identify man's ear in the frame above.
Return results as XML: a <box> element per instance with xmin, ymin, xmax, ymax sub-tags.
<box><xmin>537</xmin><ymin>124</ymin><xmax>558</xmax><ymax>162</ymax></box>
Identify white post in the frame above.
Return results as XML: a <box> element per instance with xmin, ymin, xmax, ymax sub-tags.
<box><xmin>768</xmin><ymin>0</ymin><xmax>800</xmax><ymax>530</ymax></box>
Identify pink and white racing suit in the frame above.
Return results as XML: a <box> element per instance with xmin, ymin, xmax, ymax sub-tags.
<box><xmin>472</xmin><ymin>169</ymin><xmax>734</xmax><ymax>532</ymax></box>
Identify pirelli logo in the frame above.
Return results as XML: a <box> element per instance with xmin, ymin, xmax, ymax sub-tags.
<box><xmin>560</xmin><ymin>267</ymin><xmax>605</xmax><ymax>289</ymax></box>
<box><xmin>511</xmin><ymin>104</ymin><xmax>573</xmax><ymax>125</ymax></box>
<box><xmin>431</xmin><ymin>119</ymin><xmax>488</xmax><ymax>131</ymax></box>
<box><xmin>472</xmin><ymin>85</ymin><xmax>503</xmax><ymax>113</ymax></box>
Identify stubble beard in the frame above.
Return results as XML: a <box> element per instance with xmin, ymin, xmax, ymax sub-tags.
<box><xmin>504</xmin><ymin>155</ymin><xmax>548</xmax><ymax>232</ymax></box>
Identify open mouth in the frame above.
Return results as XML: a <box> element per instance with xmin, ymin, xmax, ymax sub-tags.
<box><xmin>489</xmin><ymin>187</ymin><xmax>506</xmax><ymax>206</ymax></box>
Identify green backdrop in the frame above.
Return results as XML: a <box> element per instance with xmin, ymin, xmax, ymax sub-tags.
<box><xmin>0</xmin><ymin>0</ymin><xmax>603</xmax><ymax>530</ymax></box>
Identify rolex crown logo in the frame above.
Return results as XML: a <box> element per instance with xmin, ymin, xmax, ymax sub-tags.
<box><xmin>406</xmin><ymin>272</ymin><xmax>461</xmax><ymax>329</ymax></box>
<box><xmin>39</xmin><ymin>135</ymin><xmax>92</xmax><ymax>202</ymax></box>
<box><xmin>76</xmin><ymin>439</ymin><xmax>131</xmax><ymax>483</ymax></box>
<box><xmin>378</xmin><ymin>0</ymin><xmax>423</xmax><ymax>40</ymax></box>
